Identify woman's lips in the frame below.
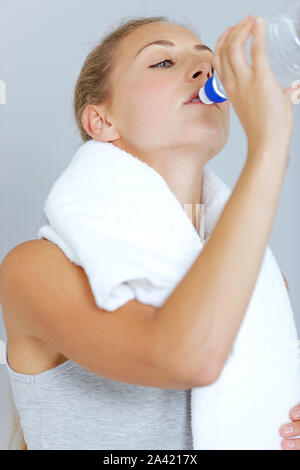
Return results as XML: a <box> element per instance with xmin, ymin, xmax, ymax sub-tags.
<box><xmin>185</xmin><ymin>101</ymin><xmax>219</xmax><ymax>108</ymax></box>
<box><xmin>183</xmin><ymin>91</ymin><xmax>219</xmax><ymax>108</ymax></box>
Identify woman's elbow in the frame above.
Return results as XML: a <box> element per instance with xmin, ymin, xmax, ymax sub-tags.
<box><xmin>185</xmin><ymin>346</ymin><xmax>224</xmax><ymax>388</ymax></box>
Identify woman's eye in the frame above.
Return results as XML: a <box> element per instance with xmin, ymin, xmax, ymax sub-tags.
<box><xmin>149</xmin><ymin>59</ymin><xmax>214</xmax><ymax>74</ymax></box>
<box><xmin>150</xmin><ymin>59</ymin><xmax>174</xmax><ymax>68</ymax></box>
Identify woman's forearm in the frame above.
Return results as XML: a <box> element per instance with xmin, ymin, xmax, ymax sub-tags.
<box><xmin>154</xmin><ymin>145</ymin><xmax>289</xmax><ymax>386</ymax></box>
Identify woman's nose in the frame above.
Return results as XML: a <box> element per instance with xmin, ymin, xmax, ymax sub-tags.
<box><xmin>187</xmin><ymin>63</ymin><xmax>214</xmax><ymax>82</ymax></box>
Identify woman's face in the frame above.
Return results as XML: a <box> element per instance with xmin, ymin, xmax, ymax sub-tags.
<box><xmin>107</xmin><ymin>21</ymin><xmax>229</xmax><ymax>157</ymax></box>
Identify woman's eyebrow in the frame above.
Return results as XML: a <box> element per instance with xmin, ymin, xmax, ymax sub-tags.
<box><xmin>134</xmin><ymin>40</ymin><xmax>214</xmax><ymax>59</ymax></box>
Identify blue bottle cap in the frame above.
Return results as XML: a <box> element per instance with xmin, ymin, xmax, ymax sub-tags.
<box><xmin>199</xmin><ymin>76</ymin><xmax>228</xmax><ymax>104</ymax></box>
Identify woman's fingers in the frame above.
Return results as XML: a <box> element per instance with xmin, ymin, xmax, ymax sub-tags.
<box><xmin>289</xmin><ymin>403</ymin><xmax>300</xmax><ymax>421</ymax></box>
<box><xmin>215</xmin><ymin>25</ymin><xmax>234</xmax><ymax>54</ymax></box>
<box><xmin>279</xmin><ymin>406</ymin><xmax>300</xmax><ymax>450</ymax></box>
<box><xmin>284</xmin><ymin>80</ymin><xmax>300</xmax><ymax>108</ymax></box>
<box><xmin>281</xmin><ymin>438</ymin><xmax>300</xmax><ymax>450</ymax></box>
<box><xmin>279</xmin><ymin>419</ymin><xmax>300</xmax><ymax>450</ymax></box>
<box><xmin>279</xmin><ymin>420</ymin><xmax>300</xmax><ymax>438</ymax></box>
<box><xmin>224</xmin><ymin>15</ymin><xmax>255</xmax><ymax>78</ymax></box>
<box><xmin>284</xmin><ymin>86</ymin><xmax>299</xmax><ymax>109</ymax></box>
<box><xmin>213</xmin><ymin>25</ymin><xmax>234</xmax><ymax>81</ymax></box>
<box><xmin>214</xmin><ymin>15</ymin><xmax>256</xmax><ymax>92</ymax></box>
<box><xmin>225</xmin><ymin>15</ymin><xmax>255</xmax><ymax>70</ymax></box>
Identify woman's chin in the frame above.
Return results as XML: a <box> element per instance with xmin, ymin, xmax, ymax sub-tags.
<box><xmin>187</xmin><ymin>126</ymin><xmax>224</xmax><ymax>144</ymax></box>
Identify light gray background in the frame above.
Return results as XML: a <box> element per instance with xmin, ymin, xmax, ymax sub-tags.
<box><xmin>0</xmin><ymin>0</ymin><xmax>299</xmax><ymax>449</ymax></box>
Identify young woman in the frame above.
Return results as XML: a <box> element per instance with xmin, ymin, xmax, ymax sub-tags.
<box><xmin>1</xmin><ymin>14</ymin><xmax>300</xmax><ymax>450</ymax></box>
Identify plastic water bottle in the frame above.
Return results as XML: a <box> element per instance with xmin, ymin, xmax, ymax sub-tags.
<box><xmin>199</xmin><ymin>1</ymin><xmax>300</xmax><ymax>104</ymax></box>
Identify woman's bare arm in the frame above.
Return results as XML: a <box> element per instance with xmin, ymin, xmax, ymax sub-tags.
<box><xmin>153</xmin><ymin>147</ymin><xmax>289</xmax><ymax>385</ymax></box>
<box><xmin>150</xmin><ymin>15</ymin><xmax>295</xmax><ymax>386</ymax></box>
<box><xmin>0</xmin><ymin>239</ymin><xmax>210</xmax><ymax>390</ymax></box>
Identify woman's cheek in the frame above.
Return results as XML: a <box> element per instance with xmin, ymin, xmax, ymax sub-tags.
<box><xmin>136</xmin><ymin>77</ymin><xmax>170</xmax><ymax>109</ymax></box>
<box><xmin>125</xmin><ymin>78</ymin><xmax>172</xmax><ymax>136</ymax></box>
<box><xmin>131</xmin><ymin>97</ymin><xmax>161</xmax><ymax>133</ymax></box>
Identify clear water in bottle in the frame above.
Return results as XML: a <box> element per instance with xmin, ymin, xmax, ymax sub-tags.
<box><xmin>199</xmin><ymin>0</ymin><xmax>300</xmax><ymax>104</ymax></box>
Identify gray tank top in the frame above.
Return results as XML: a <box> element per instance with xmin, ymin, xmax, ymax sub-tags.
<box><xmin>4</xmin><ymin>344</ymin><xmax>193</xmax><ymax>450</ymax></box>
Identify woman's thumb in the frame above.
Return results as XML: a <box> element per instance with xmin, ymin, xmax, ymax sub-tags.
<box><xmin>284</xmin><ymin>80</ymin><xmax>300</xmax><ymax>108</ymax></box>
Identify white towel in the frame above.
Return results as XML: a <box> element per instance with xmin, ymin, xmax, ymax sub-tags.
<box><xmin>37</xmin><ymin>139</ymin><xmax>300</xmax><ymax>450</ymax></box>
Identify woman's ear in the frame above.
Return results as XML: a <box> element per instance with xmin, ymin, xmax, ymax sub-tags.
<box><xmin>81</xmin><ymin>105</ymin><xmax>120</xmax><ymax>142</ymax></box>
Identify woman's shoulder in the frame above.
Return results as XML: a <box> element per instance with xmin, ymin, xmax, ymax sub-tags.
<box><xmin>0</xmin><ymin>238</ymin><xmax>85</xmax><ymax>340</ymax></box>
<box><xmin>1</xmin><ymin>238</ymin><xmax>80</xmax><ymax>275</ymax></box>
<box><xmin>0</xmin><ymin>240</ymin><xmax>70</xmax><ymax>375</ymax></box>
<box><xmin>1</xmin><ymin>239</ymin><xmax>61</xmax><ymax>268</ymax></box>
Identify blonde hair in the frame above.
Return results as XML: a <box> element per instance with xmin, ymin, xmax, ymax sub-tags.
<box><xmin>9</xmin><ymin>14</ymin><xmax>199</xmax><ymax>450</ymax></box>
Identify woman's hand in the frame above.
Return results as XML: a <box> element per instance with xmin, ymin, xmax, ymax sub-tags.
<box><xmin>213</xmin><ymin>14</ymin><xmax>297</xmax><ymax>158</ymax></box>
<box><xmin>279</xmin><ymin>404</ymin><xmax>300</xmax><ymax>450</ymax></box>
